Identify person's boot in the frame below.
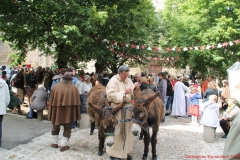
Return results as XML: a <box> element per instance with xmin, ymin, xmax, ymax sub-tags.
<box><xmin>127</xmin><ymin>154</ymin><xmax>133</xmax><ymax>160</ymax></box>
<box><xmin>60</xmin><ymin>137</ymin><xmax>70</xmax><ymax>152</ymax></box>
<box><xmin>51</xmin><ymin>135</ymin><xmax>59</xmax><ymax>148</ymax></box>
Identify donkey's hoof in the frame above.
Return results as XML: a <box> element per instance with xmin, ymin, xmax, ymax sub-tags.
<box><xmin>139</xmin><ymin>136</ymin><xmax>143</xmax><ymax>140</ymax></box>
<box><xmin>142</xmin><ymin>155</ymin><xmax>147</xmax><ymax>160</ymax></box>
<box><xmin>152</xmin><ymin>155</ymin><xmax>157</xmax><ymax>160</ymax></box>
<box><xmin>98</xmin><ymin>150</ymin><xmax>103</xmax><ymax>156</ymax></box>
<box><xmin>90</xmin><ymin>131</ymin><xmax>93</xmax><ymax>135</ymax></box>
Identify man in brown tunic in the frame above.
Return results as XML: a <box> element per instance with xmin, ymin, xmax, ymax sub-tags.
<box><xmin>48</xmin><ymin>72</ymin><xmax>81</xmax><ymax>152</ymax></box>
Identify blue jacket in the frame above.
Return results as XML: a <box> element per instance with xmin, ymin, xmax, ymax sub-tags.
<box><xmin>189</xmin><ymin>93</ymin><xmax>202</xmax><ymax>105</ymax></box>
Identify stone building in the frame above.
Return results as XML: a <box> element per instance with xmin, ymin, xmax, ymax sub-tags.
<box><xmin>0</xmin><ymin>41</ymin><xmax>54</xmax><ymax>68</ymax></box>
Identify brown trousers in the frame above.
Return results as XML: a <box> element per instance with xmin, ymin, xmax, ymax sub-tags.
<box><xmin>51</xmin><ymin>122</ymin><xmax>72</xmax><ymax>138</ymax></box>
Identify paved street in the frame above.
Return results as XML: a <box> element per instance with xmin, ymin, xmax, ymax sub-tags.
<box><xmin>0</xmin><ymin>113</ymin><xmax>226</xmax><ymax>160</ymax></box>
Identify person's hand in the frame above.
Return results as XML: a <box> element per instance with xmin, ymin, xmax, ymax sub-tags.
<box><xmin>134</xmin><ymin>82</ymin><xmax>139</xmax><ymax>89</ymax></box>
<box><xmin>224</xmin><ymin>117</ymin><xmax>228</xmax><ymax>121</ymax></box>
<box><xmin>125</xmin><ymin>88</ymin><xmax>132</xmax><ymax>94</ymax></box>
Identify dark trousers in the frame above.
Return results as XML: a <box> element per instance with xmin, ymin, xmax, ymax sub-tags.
<box><xmin>166</xmin><ymin>96</ymin><xmax>173</xmax><ymax>111</ymax></box>
<box><xmin>0</xmin><ymin>115</ymin><xmax>3</xmax><ymax>146</ymax></box>
<box><xmin>52</xmin><ymin>122</ymin><xmax>72</xmax><ymax>138</ymax></box>
<box><xmin>220</xmin><ymin>119</ymin><xmax>229</xmax><ymax>135</ymax></box>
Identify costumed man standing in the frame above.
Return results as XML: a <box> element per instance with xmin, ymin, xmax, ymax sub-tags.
<box><xmin>106</xmin><ymin>65</ymin><xmax>136</xmax><ymax>160</ymax></box>
<box><xmin>48</xmin><ymin>72</ymin><xmax>81</xmax><ymax>152</ymax></box>
<box><xmin>171</xmin><ymin>77</ymin><xmax>190</xmax><ymax>118</ymax></box>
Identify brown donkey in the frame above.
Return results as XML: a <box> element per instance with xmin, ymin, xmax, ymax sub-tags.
<box><xmin>87</xmin><ymin>84</ymin><xmax>126</xmax><ymax>156</ymax></box>
<box><xmin>131</xmin><ymin>88</ymin><xmax>164</xmax><ymax>160</ymax></box>
<box><xmin>88</xmin><ymin>101</ymin><xmax>126</xmax><ymax>156</ymax></box>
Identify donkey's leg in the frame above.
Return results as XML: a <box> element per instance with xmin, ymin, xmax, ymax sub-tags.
<box><xmin>142</xmin><ymin>129</ymin><xmax>150</xmax><ymax>160</ymax></box>
<box><xmin>151</xmin><ymin>126</ymin><xmax>159</xmax><ymax>160</ymax></box>
<box><xmin>90</xmin><ymin>122</ymin><xmax>95</xmax><ymax>135</ymax></box>
<box><xmin>98</xmin><ymin>134</ymin><xmax>104</xmax><ymax>156</ymax></box>
<box><xmin>139</xmin><ymin>128</ymin><xmax>143</xmax><ymax>140</ymax></box>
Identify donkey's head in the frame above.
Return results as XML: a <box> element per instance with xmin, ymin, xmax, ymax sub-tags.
<box><xmin>88</xmin><ymin>100</ymin><xmax>126</xmax><ymax>146</ymax></box>
<box><xmin>131</xmin><ymin>92</ymin><xmax>159</xmax><ymax>136</ymax></box>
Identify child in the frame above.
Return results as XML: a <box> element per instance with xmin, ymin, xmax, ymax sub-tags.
<box><xmin>188</xmin><ymin>86</ymin><xmax>202</xmax><ymax>124</ymax></box>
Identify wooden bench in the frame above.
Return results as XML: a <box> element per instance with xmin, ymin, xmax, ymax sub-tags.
<box><xmin>37</xmin><ymin>110</ymin><xmax>43</xmax><ymax>121</ymax></box>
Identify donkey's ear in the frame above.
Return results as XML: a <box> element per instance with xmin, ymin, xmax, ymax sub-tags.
<box><xmin>145</xmin><ymin>92</ymin><xmax>159</xmax><ymax>105</ymax></box>
<box><xmin>112</xmin><ymin>100</ymin><xmax>126</xmax><ymax>115</ymax></box>
<box><xmin>88</xmin><ymin>102</ymin><xmax>103</xmax><ymax>115</ymax></box>
<box><xmin>133</xmin><ymin>87</ymin><xmax>141</xmax><ymax>100</ymax></box>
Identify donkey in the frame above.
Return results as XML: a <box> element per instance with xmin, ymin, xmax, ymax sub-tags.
<box><xmin>88</xmin><ymin>101</ymin><xmax>126</xmax><ymax>156</ymax></box>
<box><xmin>87</xmin><ymin>84</ymin><xmax>126</xmax><ymax>156</ymax></box>
<box><xmin>131</xmin><ymin>88</ymin><xmax>164</xmax><ymax>160</ymax></box>
<box><xmin>87</xmin><ymin>84</ymin><xmax>109</xmax><ymax>136</ymax></box>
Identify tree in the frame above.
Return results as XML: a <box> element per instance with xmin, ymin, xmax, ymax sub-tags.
<box><xmin>0</xmin><ymin>0</ymin><xmax>161</xmax><ymax>72</ymax></box>
<box><xmin>159</xmin><ymin>0</ymin><xmax>240</xmax><ymax>78</ymax></box>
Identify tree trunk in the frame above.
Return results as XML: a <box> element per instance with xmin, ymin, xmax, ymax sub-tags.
<box><xmin>56</xmin><ymin>43</ymin><xmax>68</xmax><ymax>69</ymax></box>
<box><xmin>95</xmin><ymin>61</ymin><xmax>107</xmax><ymax>74</ymax></box>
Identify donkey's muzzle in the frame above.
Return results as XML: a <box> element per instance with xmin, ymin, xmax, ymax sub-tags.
<box><xmin>106</xmin><ymin>142</ymin><xmax>114</xmax><ymax>147</ymax></box>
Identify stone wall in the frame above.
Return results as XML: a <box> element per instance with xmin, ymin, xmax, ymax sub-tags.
<box><xmin>0</xmin><ymin>41</ymin><xmax>13</xmax><ymax>66</ymax></box>
<box><xmin>0</xmin><ymin>41</ymin><xmax>54</xmax><ymax>68</ymax></box>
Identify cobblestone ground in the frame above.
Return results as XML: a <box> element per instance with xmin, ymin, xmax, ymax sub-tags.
<box><xmin>0</xmin><ymin>116</ymin><xmax>225</xmax><ymax>160</ymax></box>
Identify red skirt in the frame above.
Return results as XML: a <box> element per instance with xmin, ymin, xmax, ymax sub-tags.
<box><xmin>188</xmin><ymin>105</ymin><xmax>200</xmax><ymax>118</ymax></box>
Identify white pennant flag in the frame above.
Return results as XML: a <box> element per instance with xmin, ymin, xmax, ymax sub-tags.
<box><xmin>206</xmin><ymin>45</ymin><xmax>211</xmax><ymax>49</ymax></box>
<box><xmin>114</xmin><ymin>42</ymin><xmax>118</xmax><ymax>46</ymax></box>
<box><xmin>147</xmin><ymin>47</ymin><xmax>152</xmax><ymax>51</ymax></box>
<box><xmin>217</xmin><ymin>43</ymin><xmax>222</xmax><ymax>48</ymax></box>
<box><xmin>171</xmin><ymin>47</ymin><xmax>176</xmax><ymax>51</ymax></box>
<box><xmin>102</xmin><ymin>39</ymin><xmax>108</xmax><ymax>42</ymax></box>
<box><xmin>194</xmin><ymin>46</ymin><xmax>199</xmax><ymax>50</ymax></box>
<box><xmin>125</xmin><ymin>44</ymin><xmax>129</xmax><ymax>47</ymax></box>
<box><xmin>183</xmin><ymin>47</ymin><xmax>188</xmax><ymax>51</ymax></box>
<box><xmin>158</xmin><ymin>47</ymin><xmax>162</xmax><ymax>51</ymax></box>
<box><xmin>229</xmin><ymin>41</ymin><xmax>233</xmax><ymax>46</ymax></box>
<box><xmin>136</xmin><ymin>45</ymin><xmax>140</xmax><ymax>49</ymax></box>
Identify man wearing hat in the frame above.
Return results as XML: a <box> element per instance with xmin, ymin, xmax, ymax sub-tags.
<box><xmin>48</xmin><ymin>72</ymin><xmax>81</xmax><ymax>152</ymax></box>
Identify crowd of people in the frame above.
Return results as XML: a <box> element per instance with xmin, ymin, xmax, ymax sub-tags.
<box><xmin>0</xmin><ymin>64</ymin><xmax>239</xmax><ymax>159</ymax></box>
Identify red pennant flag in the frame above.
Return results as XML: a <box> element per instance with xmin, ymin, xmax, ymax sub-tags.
<box><xmin>154</xmin><ymin>47</ymin><xmax>158</xmax><ymax>51</ymax></box>
<box><xmin>120</xmin><ymin>43</ymin><xmax>125</xmax><ymax>47</ymax></box>
<box><xmin>222</xmin><ymin>43</ymin><xmax>228</xmax><ymax>47</ymax></box>
<box><xmin>131</xmin><ymin>44</ymin><xmax>136</xmax><ymax>49</ymax></box>
<box><xmin>110</xmin><ymin>40</ymin><xmax>115</xmax><ymax>45</ymax></box>
<box><xmin>157</xmin><ymin>58</ymin><xmax>160</xmax><ymax>61</ymax></box>
<box><xmin>112</xmin><ymin>50</ymin><xmax>116</xmax><ymax>53</ymax></box>
<box><xmin>189</xmin><ymin>47</ymin><xmax>193</xmax><ymax>50</ymax></box>
<box><xmin>235</xmin><ymin>39</ymin><xmax>239</xmax><ymax>44</ymax></box>
<box><xmin>177</xmin><ymin>48</ymin><xmax>181</xmax><ymax>52</ymax></box>
<box><xmin>212</xmin><ymin>44</ymin><xmax>215</xmax><ymax>49</ymax></box>
<box><xmin>141</xmin><ymin>46</ymin><xmax>145</xmax><ymax>49</ymax></box>
<box><xmin>200</xmin><ymin>46</ymin><xmax>204</xmax><ymax>50</ymax></box>
<box><xmin>166</xmin><ymin>48</ymin><xmax>171</xmax><ymax>52</ymax></box>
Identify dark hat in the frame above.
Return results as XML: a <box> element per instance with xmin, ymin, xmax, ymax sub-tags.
<box><xmin>1</xmin><ymin>66</ymin><xmax>6</xmax><ymax>70</ymax></box>
<box><xmin>62</xmin><ymin>72</ymin><xmax>73</xmax><ymax>80</ymax></box>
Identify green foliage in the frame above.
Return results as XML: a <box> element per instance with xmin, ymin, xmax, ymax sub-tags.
<box><xmin>0</xmin><ymin>0</ymin><xmax>160</xmax><ymax>72</ymax></box>
<box><xmin>159</xmin><ymin>0</ymin><xmax>240</xmax><ymax>78</ymax></box>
